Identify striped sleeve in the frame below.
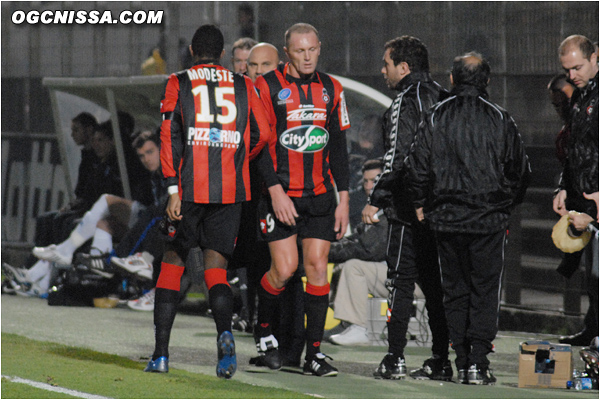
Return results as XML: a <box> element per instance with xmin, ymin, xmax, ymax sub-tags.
<box><xmin>247</xmin><ymin>79</ymin><xmax>272</xmax><ymax>161</ymax></box>
<box><xmin>160</xmin><ymin>74</ymin><xmax>183</xmax><ymax>188</ymax></box>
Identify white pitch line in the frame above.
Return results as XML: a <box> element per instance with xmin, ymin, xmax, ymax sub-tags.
<box><xmin>2</xmin><ymin>375</ymin><xmax>112</xmax><ymax>399</ymax></box>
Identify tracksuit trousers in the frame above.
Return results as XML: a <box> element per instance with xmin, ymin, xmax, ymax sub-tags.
<box><xmin>385</xmin><ymin>222</ymin><xmax>449</xmax><ymax>359</ymax></box>
<box><xmin>435</xmin><ymin>230</ymin><xmax>506</xmax><ymax>369</ymax></box>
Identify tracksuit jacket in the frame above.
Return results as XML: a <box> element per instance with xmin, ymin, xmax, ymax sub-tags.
<box><xmin>408</xmin><ymin>84</ymin><xmax>530</xmax><ymax>234</ymax></box>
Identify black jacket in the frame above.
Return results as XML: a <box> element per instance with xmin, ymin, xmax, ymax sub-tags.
<box><xmin>408</xmin><ymin>84</ymin><xmax>530</xmax><ymax>234</ymax></box>
<box><xmin>559</xmin><ymin>72</ymin><xmax>599</xmax><ymax>217</ymax></box>
<box><xmin>328</xmin><ymin>212</ymin><xmax>388</xmax><ymax>263</ymax></box>
<box><xmin>368</xmin><ymin>72</ymin><xmax>446</xmax><ymax>224</ymax></box>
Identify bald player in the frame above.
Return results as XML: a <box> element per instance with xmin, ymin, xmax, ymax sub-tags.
<box><xmin>247</xmin><ymin>43</ymin><xmax>280</xmax><ymax>82</ymax></box>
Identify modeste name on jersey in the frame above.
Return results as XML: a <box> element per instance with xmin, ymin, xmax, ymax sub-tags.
<box><xmin>187</xmin><ymin>67</ymin><xmax>234</xmax><ymax>83</ymax></box>
<box><xmin>187</xmin><ymin>127</ymin><xmax>241</xmax><ymax>148</ymax></box>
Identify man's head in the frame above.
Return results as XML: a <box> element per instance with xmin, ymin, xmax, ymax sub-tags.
<box><xmin>231</xmin><ymin>37</ymin><xmax>257</xmax><ymax>74</ymax></box>
<box><xmin>381</xmin><ymin>36</ymin><xmax>429</xmax><ymax>89</ymax></box>
<box><xmin>284</xmin><ymin>23</ymin><xmax>320</xmax><ymax>79</ymax></box>
<box><xmin>559</xmin><ymin>35</ymin><xmax>598</xmax><ymax>89</ymax></box>
<box><xmin>92</xmin><ymin>121</ymin><xmax>115</xmax><ymax>161</ymax></box>
<box><xmin>361</xmin><ymin>159</ymin><xmax>383</xmax><ymax>195</ymax></box>
<box><xmin>247</xmin><ymin>42</ymin><xmax>280</xmax><ymax>82</ymax></box>
<box><xmin>191</xmin><ymin>24</ymin><xmax>224</xmax><ymax>62</ymax></box>
<box><xmin>132</xmin><ymin>129</ymin><xmax>161</xmax><ymax>173</ymax></box>
<box><xmin>547</xmin><ymin>74</ymin><xmax>575</xmax><ymax>122</ymax></box>
<box><xmin>450</xmin><ymin>52</ymin><xmax>490</xmax><ymax>89</ymax></box>
<box><xmin>71</xmin><ymin>112</ymin><xmax>97</xmax><ymax>147</ymax></box>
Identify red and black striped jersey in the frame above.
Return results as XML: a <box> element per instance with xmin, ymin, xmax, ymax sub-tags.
<box><xmin>160</xmin><ymin>63</ymin><xmax>271</xmax><ymax>204</ymax></box>
<box><xmin>254</xmin><ymin>63</ymin><xmax>350</xmax><ymax>198</ymax></box>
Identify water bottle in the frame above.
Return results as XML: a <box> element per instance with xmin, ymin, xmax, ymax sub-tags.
<box><xmin>572</xmin><ymin>369</ymin><xmax>582</xmax><ymax>391</ymax></box>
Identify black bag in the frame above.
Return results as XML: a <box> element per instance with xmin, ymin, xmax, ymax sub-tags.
<box><xmin>47</xmin><ymin>268</ymin><xmax>118</xmax><ymax>307</ymax></box>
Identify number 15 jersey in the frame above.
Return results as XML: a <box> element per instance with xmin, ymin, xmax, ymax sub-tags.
<box><xmin>160</xmin><ymin>63</ymin><xmax>272</xmax><ymax>204</ymax></box>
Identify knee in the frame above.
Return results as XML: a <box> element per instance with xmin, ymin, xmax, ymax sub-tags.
<box><xmin>96</xmin><ymin>219</ymin><xmax>110</xmax><ymax>230</ymax></box>
<box><xmin>342</xmin><ymin>259</ymin><xmax>365</xmax><ymax>274</ymax></box>
<box><xmin>269</xmin><ymin>263</ymin><xmax>296</xmax><ymax>285</ymax></box>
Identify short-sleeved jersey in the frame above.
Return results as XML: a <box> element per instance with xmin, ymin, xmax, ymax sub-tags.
<box><xmin>160</xmin><ymin>63</ymin><xmax>271</xmax><ymax>204</ymax></box>
<box><xmin>254</xmin><ymin>63</ymin><xmax>350</xmax><ymax>197</ymax></box>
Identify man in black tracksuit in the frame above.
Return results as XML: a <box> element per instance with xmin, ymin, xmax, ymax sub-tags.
<box><xmin>553</xmin><ymin>34</ymin><xmax>599</xmax><ymax>346</ymax></box>
<box><xmin>362</xmin><ymin>36</ymin><xmax>451</xmax><ymax>381</ymax></box>
<box><xmin>408</xmin><ymin>52</ymin><xmax>530</xmax><ymax>385</ymax></box>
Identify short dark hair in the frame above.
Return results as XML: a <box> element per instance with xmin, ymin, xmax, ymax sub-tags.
<box><xmin>362</xmin><ymin>158</ymin><xmax>384</xmax><ymax>173</ymax></box>
<box><xmin>384</xmin><ymin>36</ymin><xmax>429</xmax><ymax>73</ymax></box>
<box><xmin>72</xmin><ymin>112</ymin><xmax>97</xmax><ymax>130</ymax></box>
<box><xmin>559</xmin><ymin>35</ymin><xmax>596</xmax><ymax>60</ymax></box>
<box><xmin>547</xmin><ymin>74</ymin><xmax>572</xmax><ymax>92</ymax></box>
<box><xmin>132</xmin><ymin>128</ymin><xmax>160</xmax><ymax>150</ymax></box>
<box><xmin>451</xmin><ymin>52</ymin><xmax>490</xmax><ymax>88</ymax></box>
<box><xmin>232</xmin><ymin>37</ymin><xmax>257</xmax><ymax>56</ymax></box>
<box><xmin>285</xmin><ymin>23</ymin><xmax>319</xmax><ymax>48</ymax></box>
<box><xmin>191</xmin><ymin>24</ymin><xmax>224</xmax><ymax>60</ymax></box>
<box><xmin>95</xmin><ymin>121</ymin><xmax>114</xmax><ymax>140</ymax></box>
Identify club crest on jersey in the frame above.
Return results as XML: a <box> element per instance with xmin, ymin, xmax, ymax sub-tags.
<box><xmin>587</xmin><ymin>105</ymin><xmax>594</xmax><ymax>116</ymax></box>
<box><xmin>322</xmin><ymin>88</ymin><xmax>330</xmax><ymax>104</ymax></box>
<box><xmin>280</xmin><ymin>125</ymin><xmax>329</xmax><ymax>153</ymax></box>
<box><xmin>278</xmin><ymin>88</ymin><xmax>292</xmax><ymax>100</ymax></box>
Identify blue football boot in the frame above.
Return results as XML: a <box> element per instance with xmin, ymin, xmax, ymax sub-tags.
<box><xmin>216</xmin><ymin>331</ymin><xmax>237</xmax><ymax>379</ymax></box>
<box><xmin>144</xmin><ymin>356</ymin><xmax>168</xmax><ymax>373</ymax></box>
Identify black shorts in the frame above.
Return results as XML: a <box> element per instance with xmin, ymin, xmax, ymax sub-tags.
<box><xmin>173</xmin><ymin>201</ymin><xmax>242</xmax><ymax>258</ymax></box>
<box><xmin>258</xmin><ymin>191</ymin><xmax>337</xmax><ymax>242</ymax></box>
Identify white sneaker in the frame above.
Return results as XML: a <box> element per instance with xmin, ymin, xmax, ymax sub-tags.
<box><xmin>32</xmin><ymin>245</ymin><xmax>72</xmax><ymax>265</ymax></box>
<box><xmin>111</xmin><ymin>252</ymin><xmax>153</xmax><ymax>280</ymax></box>
<box><xmin>15</xmin><ymin>281</ymin><xmax>46</xmax><ymax>298</ymax></box>
<box><xmin>127</xmin><ymin>288</ymin><xmax>155</xmax><ymax>311</ymax></box>
<box><xmin>2</xmin><ymin>262</ymin><xmax>31</xmax><ymax>283</ymax></box>
<box><xmin>329</xmin><ymin>324</ymin><xmax>370</xmax><ymax>345</ymax></box>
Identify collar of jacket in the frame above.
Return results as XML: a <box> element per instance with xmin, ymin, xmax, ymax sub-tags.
<box><xmin>283</xmin><ymin>62</ymin><xmax>320</xmax><ymax>84</ymax></box>
<box><xmin>582</xmin><ymin>71</ymin><xmax>598</xmax><ymax>97</ymax></box>
<box><xmin>192</xmin><ymin>59</ymin><xmax>221</xmax><ymax>67</ymax></box>
<box><xmin>451</xmin><ymin>84</ymin><xmax>489</xmax><ymax>98</ymax></box>
<box><xmin>394</xmin><ymin>71</ymin><xmax>432</xmax><ymax>92</ymax></box>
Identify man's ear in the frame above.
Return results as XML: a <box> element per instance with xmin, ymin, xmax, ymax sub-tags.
<box><xmin>449</xmin><ymin>73</ymin><xmax>454</xmax><ymax>86</ymax></box>
<box><xmin>220</xmin><ymin>49</ymin><xmax>225</xmax><ymax>60</ymax></box>
<box><xmin>189</xmin><ymin>45</ymin><xmax>194</xmax><ymax>57</ymax></box>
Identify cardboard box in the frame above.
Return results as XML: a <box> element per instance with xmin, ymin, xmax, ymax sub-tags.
<box><xmin>518</xmin><ymin>341</ymin><xmax>572</xmax><ymax>389</ymax></box>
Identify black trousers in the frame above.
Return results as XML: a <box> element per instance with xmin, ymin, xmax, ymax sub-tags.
<box><xmin>386</xmin><ymin>222</ymin><xmax>449</xmax><ymax>359</ymax></box>
<box><xmin>435</xmin><ymin>230</ymin><xmax>505</xmax><ymax>369</ymax></box>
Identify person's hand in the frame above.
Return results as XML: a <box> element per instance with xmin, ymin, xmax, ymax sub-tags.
<box><xmin>568</xmin><ymin>211</ymin><xmax>594</xmax><ymax>232</ymax></box>
<box><xmin>166</xmin><ymin>193</ymin><xmax>182</xmax><ymax>221</ymax></box>
<box><xmin>583</xmin><ymin>192</ymin><xmax>599</xmax><ymax>222</ymax></box>
<box><xmin>362</xmin><ymin>204</ymin><xmax>380</xmax><ymax>225</ymax></box>
<box><xmin>334</xmin><ymin>191</ymin><xmax>349</xmax><ymax>240</ymax></box>
<box><xmin>415</xmin><ymin>207</ymin><xmax>425</xmax><ymax>222</ymax></box>
<box><xmin>553</xmin><ymin>189</ymin><xmax>568</xmax><ymax>216</ymax></box>
<box><xmin>268</xmin><ymin>185</ymin><xmax>298</xmax><ymax>226</ymax></box>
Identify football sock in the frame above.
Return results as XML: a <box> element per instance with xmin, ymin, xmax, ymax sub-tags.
<box><xmin>152</xmin><ymin>287</ymin><xmax>179</xmax><ymax>360</ymax></box>
<box><xmin>56</xmin><ymin>194</ymin><xmax>110</xmax><ymax>256</ymax></box>
<box><xmin>204</xmin><ymin>268</ymin><xmax>233</xmax><ymax>338</ymax></box>
<box><xmin>255</xmin><ymin>273</ymin><xmax>284</xmax><ymax>339</ymax></box>
<box><xmin>208</xmin><ymin>284</ymin><xmax>234</xmax><ymax>338</ymax></box>
<box><xmin>89</xmin><ymin>228</ymin><xmax>113</xmax><ymax>255</ymax></box>
<box><xmin>304</xmin><ymin>283</ymin><xmax>329</xmax><ymax>359</ymax></box>
<box><xmin>28</xmin><ymin>259</ymin><xmax>51</xmax><ymax>282</ymax></box>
